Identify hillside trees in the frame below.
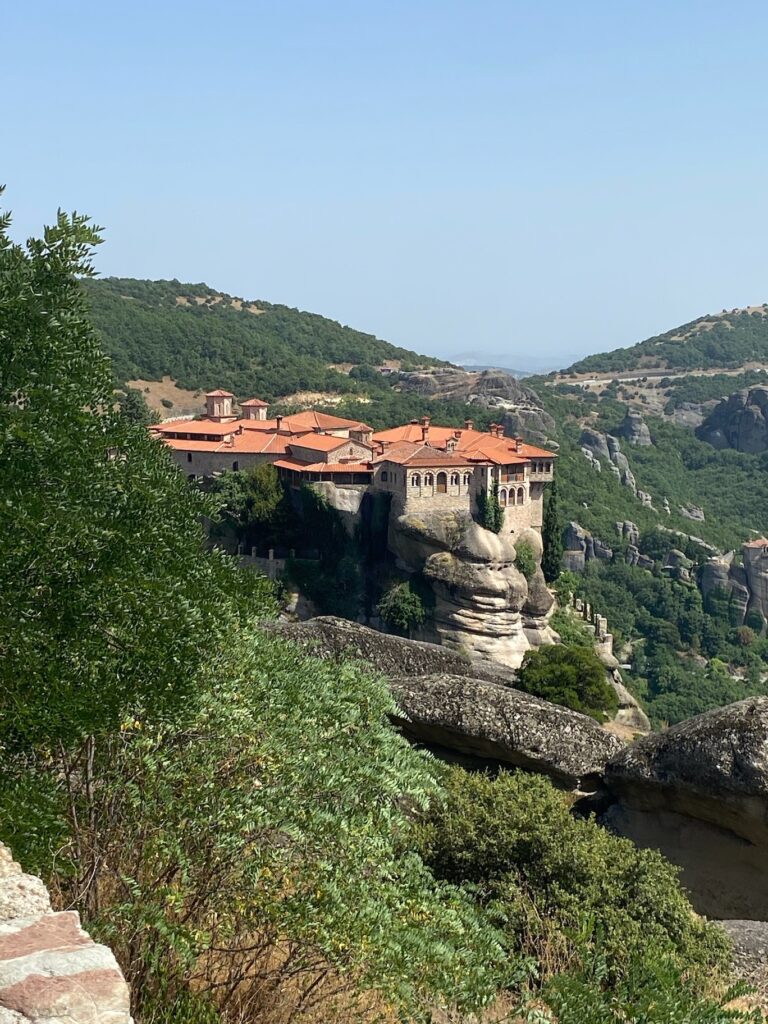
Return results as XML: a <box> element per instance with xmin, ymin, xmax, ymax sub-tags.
<box><xmin>516</xmin><ymin>645</ymin><xmax>619</xmax><ymax>720</ymax></box>
<box><xmin>541</xmin><ymin>476</ymin><xmax>563</xmax><ymax>582</ymax></box>
<box><xmin>0</xmin><ymin>195</ymin><xmax>517</xmax><ymax>1021</ymax></box>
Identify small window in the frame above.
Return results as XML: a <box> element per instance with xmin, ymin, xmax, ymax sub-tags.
<box><xmin>517</xmin><ymin>486</ymin><xmax>525</xmax><ymax>504</ymax></box>
<box><xmin>424</xmin><ymin>473</ymin><xmax>434</xmax><ymax>486</ymax></box>
<box><xmin>463</xmin><ymin>472</ymin><xmax>471</xmax><ymax>485</ymax></box>
<box><xmin>187</xmin><ymin>452</ymin><xmax>192</xmax><ymax>463</ymax></box>
<box><xmin>451</xmin><ymin>473</ymin><xmax>460</xmax><ymax>486</ymax></box>
<box><xmin>381</xmin><ymin>470</ymin><xmax>388</xmax><ymax>482</ymax></box>
<box><xmin>412</xmin><ymin>473</ymin><xmax>421</xmax><ymax>487</ymax></box>
<box><xmin>233</xmin><ymin>460</ymin><xmax>239</xmax><ymax>471</ymax></box>
<box><xmin>499</xmin><ymin>488</ymin><xmax>507</xmax><ymax>506</ymax></box>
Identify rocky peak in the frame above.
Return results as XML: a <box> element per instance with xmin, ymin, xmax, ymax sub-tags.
<box><xmin>697</xmin><ymin>385</ymin><xmax>768</xmax><ymax>452</ymax></box>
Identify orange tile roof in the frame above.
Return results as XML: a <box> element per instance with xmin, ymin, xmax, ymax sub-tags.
<box><xmin>162</xmin><ymin>432</ymin><xmax>290</xmax><ymax>455</ymax></box>
<box><xmin>154</xmin><ymin>418</ymin><xmax>240</xmax><ymax>436</ymax></box>
<box><xmin>374</xmin><ymin>442</ymin><xmax>474</xmax><ymax>468</ymax></box>
<box><xmin>205</xmin><ymin>389</ymin><xmax>234</xmax><ymax>397</ymax></box>
<box><xmin>744</xmin><ymin>538</ymin><xmax>768</xmax><ymax>548</ymax></box>
<box><xmin>288</xmin><ymin>433</ymin><xmax>355</xmax><ymax>452</ymax></box>
<box><xmin>273</xmin><ymin>458</ymin><xmax>372</xmax><ymax>474</ymax></box>
<box><xmin>373</xmin><ymin>423</ymin><xmax>556</xmax><ymax>461</ymax></box>
<box><xmin>240</xmin><ymin>397</ymin><xmax>269</xmax><ymax>407</ymax></box>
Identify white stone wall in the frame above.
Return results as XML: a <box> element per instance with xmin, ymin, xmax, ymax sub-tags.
<box><xmin>168</xmin><ymin>448</ymin><xmax>276</xmax><ymax>478</ymax></box>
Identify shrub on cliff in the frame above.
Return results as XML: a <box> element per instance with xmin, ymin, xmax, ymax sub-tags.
<box><xmin>416</xmin><ymin>767</ymin><xmax>732</xmax><ymax>1000</ymax></box>
<box><xmin>379</xmin><ymin>581</ymin><xmax>426</xmax><ymax>636</ymax></box>
<box><xmin>516</xmin><ymin>645</ymin><xmax>619</xmax><ymax>720</ymax></box>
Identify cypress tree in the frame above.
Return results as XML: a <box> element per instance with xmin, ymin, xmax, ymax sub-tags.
<box><xmin>541</xmin><ymin>477</ymin><xmax>563</xmax><ymax>582</ymax></box>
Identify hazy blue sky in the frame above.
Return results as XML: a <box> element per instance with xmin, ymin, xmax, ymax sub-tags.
<box><xmin>5</xmin><ymin>1</ymin><xmax>768</xmax><ymax>368</ymax></box>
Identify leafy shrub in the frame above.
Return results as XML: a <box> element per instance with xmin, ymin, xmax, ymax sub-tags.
<box><xmin>515</xmin><ymin>540</ymin><xmax>537</xmax><ymax>580</ymax></box>
<box><xmin>415</xmin><ymin>768</ymin><xmax>731</xmax><ymax>994</ymax></box>
<box><xmin>379</xmin><ymin>581</ymin><xmax>425</xmax><ymax>636</ymax></box>
<box><xmin>516</xmin><ymin>645</ymin><xmax>619</xmax><ymax>720</ymax></box>
<box><xmin>549</xmin><ymin>608</ymin><xmax>594</xmax><ymax>648</ymax></box>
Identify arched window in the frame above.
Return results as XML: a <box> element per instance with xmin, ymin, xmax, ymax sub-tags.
<box><xmin>381</xmin><ymin>470</ymin><xmax>388</xmax><ymax>482</ymax></box>
<box><xmin>499</xmin><ymin>488</ymin><xmax>508</xmax><ymax>506</ymax></box>
<box><xmin>450</xmin><ymin>473</ymin><xmax>460</xmax><ymax>486</ymax></box>
<box><xmin>517</xmin><ymin>486</ymin><xmax>525</xmax><ymax>504</ymax></box>
<box><xmin>463</xmin><ymin>472</ymin><xmax>471</xmax><ymax>485</ymax></box>
<box><xmin>424</xmin><ymin>473</ymin><xmax>434</xmax><ymax>487</ymax></box>
<box><xmin>412</xmin><ymin>473</ymin><xmax>421</xmax><ymax>487</ymax></box>
<box><xmin>436</xmin><ymin>471</ymin><xmax>447</xmax><ymax>493</ymax></box>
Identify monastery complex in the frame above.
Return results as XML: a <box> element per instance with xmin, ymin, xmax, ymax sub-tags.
<box><xmin>152</xmin><ymin>389</ymin><xmax>556</xmax><ymax>535</ymax></box>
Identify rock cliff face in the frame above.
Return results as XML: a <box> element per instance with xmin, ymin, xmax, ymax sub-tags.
<box><xmin>700</xmin><ymin>541</ymin><xmax>768</xmax><ymax>627</ymax></box>
<box><xmin>604</xmin><ymin>697</ymin><xmax>768</xmax><ymax>919</ymax></box>
<box><xmin>698</xmin><ymin>385</ymin><xmax>768</xmax><ymax>452</ymax></box>
<box><xmin>0</xmin><ymin>844</ymin><xmax>132</xmax><ymax>1023</ymax></box>
<box><xmin>397</xmin><ymin>369</ymin><xmax>556</xmax><ymax>443</ymax></box>
<box><xmin>619</xmin><ymin>410</ymin><xmax>652</xmax><ymax>446</ymax></box>
<box><xmin>388</xmin><ymin>509</ymin><xmax>555</xmax><ymax>669</ymax></box>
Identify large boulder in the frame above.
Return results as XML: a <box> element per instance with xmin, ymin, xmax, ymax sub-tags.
<box><xmin>579</xmin><ymin>428</ymin><xmax>611</xmax><ymax>461</ymax></box>
<box><xmin>604</xmin><ymin>698</ymin><xmax>768</xmax><ymax>918</ymax></box>
<box><xmin>271</xmin><ymin>615</ymin><xmax>512</xmax><ymax>684</ymax></box>
<box><xmin>390</xmin><ymin>673</ymin><xmax>624</xmax><ymax>791</ymax></box>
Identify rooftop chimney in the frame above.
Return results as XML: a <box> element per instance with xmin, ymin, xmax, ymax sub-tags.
<box><xmin>515</xmin><ymin>437</ymin><xmax>522</xmax><ymax>453</ymax></box>
<box><xmin>276</xmin><ymin>414</ymin><xmax>283</xmax><ymax>431</ymax></box>
<box><xmin>421</xmin><ymin>423</ymin><xmax>430</xmax><ymax>443</ymax></box>
<box><xmin>464</xmin><ymin>419</ymin><xmax>474</xmax><ymax>431</ymax></box>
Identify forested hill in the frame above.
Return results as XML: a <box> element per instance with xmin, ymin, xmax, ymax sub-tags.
<box><xmin>83</xmin><ymin>277</ymin><xmax>447</xmax><ymax>400</ymax></box>
<box><xmin>564</xmin><ymin>304</ymin><xmax>768</xmax><ymax>375</ymax></box>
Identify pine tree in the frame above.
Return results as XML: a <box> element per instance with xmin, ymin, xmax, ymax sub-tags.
<box><xmin>541</xmin><ymin>477</ymin><xmax>563</xmax><ymax>583</ymax></box>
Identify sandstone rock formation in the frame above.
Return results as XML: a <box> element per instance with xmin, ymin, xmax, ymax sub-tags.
<box><xmin>562</xmin><ymin>521</ymin><xmax>613</xmax><ymax>573</ymax></box>
<box><xmin>390</xmin><ymin>673</ymin><xmax>624</xmax><ymax>791</ymax></box>
<box><xmin>0</xmin><ymin>843</ymin><xmax>132</xmax><ymax>1023</ymax></box>
<box><xmin>604</xmin><ymin>697</ymin><xmax>768</xmax><ymax>918</ymax></box>
<box><xmin>388</xmin><ymin>509</ymin><xmax>555</xmax><ymax>669</ymax></box>
<box><xmin>700</xmin><ymin>541</ymin><xmax>768</xmax><ymax>627</ymax></box>
<box><xmin>697</xmin><ymin>385</ymin><xmax>768</xmax><ymax>452</ymax></box>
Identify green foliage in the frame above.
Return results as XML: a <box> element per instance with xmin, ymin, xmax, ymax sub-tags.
<box><xmin>545</xmin><ymin>952</ymin><xmax>760</xmax><ymax>1024</ymax></box>
<box><xmin>379</xmin><ymin>581</ymin><xmax>426</xmax><ymax>636</ymax></box>
<box><xmin>567</xmin><ymin>307</ymin><xmax>768</xmax><ymax>375</ymax></box>
<box><xmin>516</xmin><ymin>645</ymin><xmax>619</xmax><ymax>720</ymax></box>
<box><xmin>515</xmin><ymin>540</ymin><xmax>537</xmax><ymax>580</ymax></box>
<box><xmin>416</xmin><ymin>768</ymin><xmax>731</xmax><ymax>994</ymax></box>
<box><xmin>549</xmin><ymin>608</ymin><xmax>594</xmax><ymax>648</ymax></box>
<box><xmin>208</xmin><ymin>463</ymin><xmax>296</xmax><ymax>552</ymax></box>
<box><xmin>117</xmin><ymin>386</ymin><xmax>158</xmax><ymax>425</ymax></box>
<box><xmin>84</xmin><ymin>276</ymin><xmax>447</xmax><ymax>400</ymax></box>
<box><xmin>541</xmin><ymin>477</ymin><xmax>563</xmax><ymax>582</ymax></box>
<box><xmin>478</xmin><ymin>481</ymin><xmax>504</xmax><ymax>533</ymax></box>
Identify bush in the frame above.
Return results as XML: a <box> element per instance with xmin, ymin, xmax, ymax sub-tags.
<box><xmin>415</xmin><ymin>768</ymin><xmax>731</xmax><ymax>995</ymax></box>
<box><xmin>549</xmin><ymin>609</ymin><xmax>594</xmax><ymax>648</ymax></box>
<box><xmin>378</xmin><ymin>581</ymin><xmax>425</xmax><ymax>636</ymax></box>
<box><xmin>515</xmin><ymin>540</ymin><xmax>537</xmax><ymax>580</ymax></box>
<box><xmin>516</xmin><ymin>644</ymin><xmax>619</xmax><ymax>720</ymax></box>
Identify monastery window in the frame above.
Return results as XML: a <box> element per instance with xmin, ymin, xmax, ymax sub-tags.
<box><xmin>450</xmin><ymin>473</ymin><xmax>460</xmax><ymax>486</ymax></box>
<box><xmin>424</xmin><ymin>473</ymin><xmax>434</xmax><ymax>487</ymax></box>
<box><xmin>412</xmin><ymin>473</ymin><xmax>421</xmax><ymax>487</ymax></box>
<box><xmin>517</xmin><ymin>486</ymin><xmax>525</xmax><ymax>504</ymax></box>
<box><xmin>380</xmin><ymin>470</ymin><xmax>388</xmax><ymax>482</ymax></box>
<box><xmin>187</xmin><ymin>452</ymin><xmax>192</xmax><ymax>463</ymax></box>
<box><xmin>436</xmin><ymin>472</ymin><xmax>447</xmax><ymax>494</ymax></box>
<box><xmin>499</xmin><ymin>489</ymin><xmax>508</xmax><ymax>506</ymax></box>
<box><xmin>233</xmin><ymin>461</ymin><xmax>239</xmax><ymax>471</ymax></box>
<box><xmin>463</xmin><ymin>472</ymin><xmax>471</xmax><ymax>485</ymax></box>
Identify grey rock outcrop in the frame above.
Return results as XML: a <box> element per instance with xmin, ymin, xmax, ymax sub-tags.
<box><xmin>0</xmin><ymin>843</ymin><xmax>132</xmax><ymax>1023</ymax></box>
<box><xmin>698</xmin><ymin>386</ymin><xmax>768</xmax><ymax>453</ymax></box>
<box><xmin>579</xmin><ymin>428</ymin><xmax>611</xmax><ymax>462</ymax></box>
<box><xmin>390</xmin><ymin>673</ymin><xmax>624</xmax><ymax>791</ymax></box>
<box><xmin>604</xmin><ymin>697</ymin><xmax>768</xmax><ymax>918</ymax></box>
<box><xmin>680</xmin><ymin>503</ymin><xmax>705</xmax><ymax>522</ymax></box>
<box><xmin>619</xmin><ymin>410</ymin><xmax>652</xmax><ymax>446</ymax></box>
<box><xmin>562</xmin><ymin>522</ymin><xmax>615</xmax><ymax>573</ymax></box>
<box><xmin>700</xmin><ymin>542</ymin><xmax>768</xmax><ymax>628</ymax></box>
<box><xmin>743</xmin><ymin>540</ymin><xmax>768</xmax><ymax>625</ymax></box>
<box><xmin>271</xmin><ymin>615</ymin><xmax>512</xmax><ymax>684</ymax></box>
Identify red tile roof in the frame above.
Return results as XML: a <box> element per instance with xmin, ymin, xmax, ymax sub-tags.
<box><xmin>153</xmin><ymin>418</ymin><xmax>239</xmax><ymax>436</ymax></box>
<box><xmin>288</xmin><ymin>433</ymin><xmax>371</xmax><ymax>453</ymax></box>
<box><xmin>240</xmin><ymin>397</ymin><xmax>269</xmax><ymax>407</ymax></box>
<box><xmin>273</xmin><ymin>458</ymin><xmax>372</xmax><ymax>474</ymax></box>
<box><xmin>374</xmin><ymin>441</ymin><xmax>474</xmax><ymax>468</ymax></box>
<box><xmin>744</xmin><ymin>538</ymin><xmax>768</xmax><ymax>548</ymax></box>
<box><xmin>205</xmin><ymin>389</ymin><xmax>234</xmax><ymax>397</ymax></box>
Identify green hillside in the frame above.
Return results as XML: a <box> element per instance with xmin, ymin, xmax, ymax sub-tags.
<box><xmin>83</xmin><ymin>277</ymin><xmax>447</xmax><ymax>400</ymax></box>
<box><xmin>565</xmin><ymin>305</ymin><xmax>768</xmax><ymax>375</ymax></box>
